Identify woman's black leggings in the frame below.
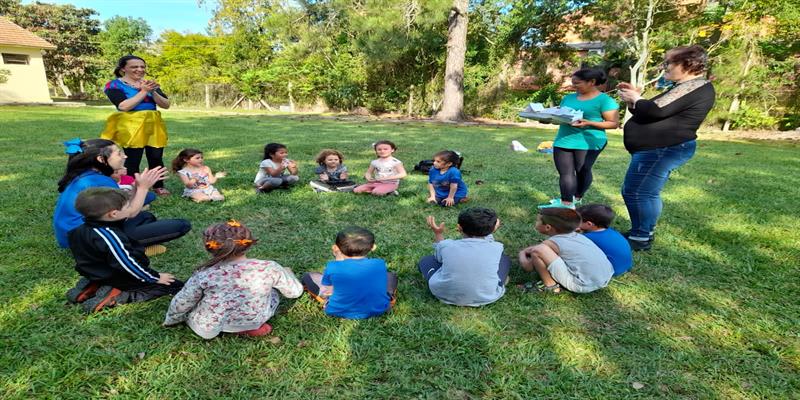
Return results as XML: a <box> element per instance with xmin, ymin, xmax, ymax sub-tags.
<box><xmin>124</xmin><ymin>146</ymin><xmax>165</xmax><ymax>188</ymax></box>
<box><xmin>553</xmin><ymin>145</ymin><xmax>605</xmax><ymax>202</ymax></box>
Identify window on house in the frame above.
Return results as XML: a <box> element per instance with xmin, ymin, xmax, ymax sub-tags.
<box><xmin>2</xmin><ymin>53</ymin><xmax>30</xmax><ymax>65</ymax></box>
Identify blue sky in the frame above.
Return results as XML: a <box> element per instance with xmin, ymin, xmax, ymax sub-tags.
<box><xmin>21</xmin><ymin>0</ymin><xmax>215</xmax><ymax>36</ymax></box>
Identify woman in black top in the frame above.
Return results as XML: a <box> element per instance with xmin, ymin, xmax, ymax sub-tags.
<box><xmin>100</xmin><ymin>55</ymin><xmax>172</xmax><ymax>195</ymax></box>
<box><xmin>618</xmin><ymin>45</ymin><xmax>716</xmax><ymax>251</ymax></box>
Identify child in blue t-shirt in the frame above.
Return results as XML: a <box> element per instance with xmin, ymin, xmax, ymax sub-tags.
<box><xmin>577</xmin><ymin>204</ymin><xmax>633</xmax><ymax>276</ymax></box>
<box><xmin>301</xmin><ymin>227</ymin><xmax>398</xmax><ymax>319</ymax></box>
<box><xmin>426</xmin><ymin>150</ymin><xmax>468</xmax><ymax>207</ymax></box>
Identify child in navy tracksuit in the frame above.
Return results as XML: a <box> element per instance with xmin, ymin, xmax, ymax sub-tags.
<box><xmin>66</xmin><ymin>187</ymin><xmax>183</xmax><ymax>313</ymax></box>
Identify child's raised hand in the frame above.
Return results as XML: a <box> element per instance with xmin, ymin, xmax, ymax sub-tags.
<box><xmin>135</xmin><ymin>166</ymin><xmax>168</xmax><ymax>189</ymax></box>
<box><xmin>157</xmin><ymin>272</ymin><xmax>176</xmax><ymax>285</ymax></box>
<box><xmin>426</xmin><ymin>215</ymin><xmax>446</xmax><ymax>234</ymax></box>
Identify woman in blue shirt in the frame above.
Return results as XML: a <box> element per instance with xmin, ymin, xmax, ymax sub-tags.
<box><xmin>539</xmin><ymin>69</ymin><xmax>620</xmax><ymax>209</ymax></box>
<box><xmin>54</xmin><ymin>139</ymin><xmax>190</xmax><ymax>249</ymax></box>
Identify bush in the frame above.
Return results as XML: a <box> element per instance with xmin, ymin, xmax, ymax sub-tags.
<box><xmin>729</xmin><ymin>105</ymin><xmax>779</xmax><ymax>130</ymax></box>
<box><xmin>492</xmin><ymin>84</ymin><xmax>564</xmax><ymax>121</ymax></box>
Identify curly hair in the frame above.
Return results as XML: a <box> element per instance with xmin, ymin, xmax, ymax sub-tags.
<box><xmin>666</xmin><ymin>45</ymin><xmax>708</xmax><ymax>75</ymax></box>
<box><xmin>263</xmin><ymin>142</ymin><xmax>287</xmax><ymax>160</ymax></box>
<box><xmin>197</xmin><ymin>221</ymin><xmax>259</xmax><ymax>271</ymax></box>
<box><xmin>315</xmin><ymin>149</ymin><xmax>344</xmax><ymax>165</ymax></box>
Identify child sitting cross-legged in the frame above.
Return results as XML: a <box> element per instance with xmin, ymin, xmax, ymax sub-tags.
<box><xmin>254</xmin><ymin>142</ymin><xmax>300</xmax><ymax>193</ymax></box>
<box><xmin>309</xmin><ymin>149</ymin><xmax>356</xmax><ymax>192</ymax></box>
<box><xmin>163</xmin><ymin>220</ymin><xmax>303</xmax><ymax>338</ymax></box>
<box><xmin>518</xmin><ymin>208</ymin><xmax>613</xmax><ymax>294</ymax></box>
<box><xmin>66</xmin><ymin>187</ymin><xmax>183</xmax><ymax>313</ymax></box>
<box><xmin>577</xmin><ymin>204</ymin><xmax>633</xmax><ymax>277</ymax></box>
<box><xmin>426</xmin><ymin>150</ymin><xmax>468</xmax><ymax>207</ymax></box>
<box><xmin>418</xmin><ymin>207</ymin><xmax>510</xmax><ymax>306</ymax></box>
<box><xmin>301</xmin><ymin>227</ymin><xmax>398</xmax><ymax>319</ymax></box>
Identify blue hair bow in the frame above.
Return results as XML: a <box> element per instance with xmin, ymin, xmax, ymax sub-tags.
<box><xmin>63</xmin><ymin>138</ymin><xmax>83</xmax><ymax>155</ymax></box>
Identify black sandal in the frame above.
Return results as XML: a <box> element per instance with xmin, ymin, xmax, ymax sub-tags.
<box><xmin>518</xmin><ymin>281</ymin><xmax>562</xmax><ymax>294</ymax></box>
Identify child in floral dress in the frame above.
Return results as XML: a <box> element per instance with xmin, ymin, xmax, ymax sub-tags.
<box><xmin>163</xmin><ymin>220</ymin><xmax>303</xmax><ymax>338</ymax></box>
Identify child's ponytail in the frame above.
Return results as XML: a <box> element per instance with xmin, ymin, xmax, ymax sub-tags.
<box><xmin>172</xmin><ymin>148</ymin><xmax>202</xmax><ymax>172</ymax></box>
<box><xmin>197</xmin><ymin>220</ymin><xmax>258</xmax><ymax>271</ymax></box>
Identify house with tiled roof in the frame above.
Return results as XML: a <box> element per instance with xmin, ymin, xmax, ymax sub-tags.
<box><xmin>0</xmin><ymin>16</ymin><xmax>56</xmax><ymax>103</ymax></box>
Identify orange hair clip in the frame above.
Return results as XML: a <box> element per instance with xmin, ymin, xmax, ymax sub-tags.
<box><xmin>227</xmin><ymin>220</ymin><xmax>242</xmax><ymax>227</ymax></box>
<box><xmin>205</xmin><ymin>240</ymin><xmax>222</xmax><ymax>250</ymax></box>
<box><xmin>234</xmin><ymin>239</ymin><xmax>253</xmax><ymax>246</ymax></box>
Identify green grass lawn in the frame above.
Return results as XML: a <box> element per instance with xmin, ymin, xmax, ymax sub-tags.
<box><xmin>1</xmin><ymin>106</ymin><xmax>798</xmax><ymax>399</ymax></box>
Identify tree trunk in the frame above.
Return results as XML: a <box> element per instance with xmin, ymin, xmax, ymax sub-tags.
<box><xmin>623</xmin><ymin>0</ymin><xmax>658</xmax><ymax>125</ymax></box>
<box><xmin>56</xmin><ymin>74</ymin><xmax>72</xmax><ymax>98</ymax></box>
<box><xmin>436</xmin><ymin>0</ymin><xmax>468</xmax><ymax>122</ymax></box>
<box><xmin>205</xmin><ymin>84</ymin><xmax>211</xmax><ymax>109</ymax></box>
<box><xmin>722</xmin><ymin>43</ymin><xmax>756</xmax><ymax>131</ymax></box>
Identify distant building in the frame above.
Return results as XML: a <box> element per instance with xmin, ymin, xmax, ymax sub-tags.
<box><xmin>0</xmin><ymin>16</ymin><xmax>56</xmax><ymax>103</ymax></box>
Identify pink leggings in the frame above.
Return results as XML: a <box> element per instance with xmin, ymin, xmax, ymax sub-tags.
<box><xmin>353</xmin><ymin>181</ymin><xmax>399</xmax><ymax>196</ymax></box>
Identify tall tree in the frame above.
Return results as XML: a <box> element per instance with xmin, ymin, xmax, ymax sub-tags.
<box><xmin>99</xmin><ymin>16</ymin><xmax>152</xmax><ymax>63</ymax></box>
<box><xmin>7</xmin><ymin>2</ymin><xmax>101</xmax><ymax>97</ymax></box>
<box><xmin>437</xmin><ymin>0</ymin><xmax>469</xmax><ymax>121</ymax></box>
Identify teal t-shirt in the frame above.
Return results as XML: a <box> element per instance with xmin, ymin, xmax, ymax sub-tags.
<box><xmin>553</xmin><ymin>92</ymin><xmax>619</xmax><ymax>150</ymax></box>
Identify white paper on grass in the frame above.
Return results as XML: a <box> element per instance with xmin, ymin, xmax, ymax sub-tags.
<box><xmin>519</xmin><ymin>102</ymin><xmax>583</xmax><ymax>124</ymax></box>
<box><xmin>510</xmin><ymin>140</ymin><xmax>529</xmax><ymax>152</ymax></box>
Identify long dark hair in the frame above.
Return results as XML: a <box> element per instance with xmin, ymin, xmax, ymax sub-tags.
<box><xmin>171</xmin><ymin>148</ymin><xmax>203</xmax><ymax>172</ymax></box>
<box><xmin>198</xmin><ymin>221</ymin><xmax>258</xmax><ymax>271</ymax></box>
<box><xmin>114</xmin><ymin>55</ymin><xmax>145</xmax><ymax>78</ymax></box>
<box><xmin>57</xmin><ymin>139</ymin><xmax>118</xmax><ymax>193</ymax></box>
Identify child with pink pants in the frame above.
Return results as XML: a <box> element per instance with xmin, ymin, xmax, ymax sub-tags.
<box><xmin>354</xmin><ymin>140</ymin><xmax>407</xmax><ymax>196</ymax></box>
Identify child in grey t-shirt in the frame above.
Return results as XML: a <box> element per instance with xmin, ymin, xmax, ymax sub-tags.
<box><xmin>518</xmin><ymin>208</ymin><xmax>613</xmax><ymax>293</ymax></box>
<box><xmin>418</xmin><ymin>208</ymin><xmax>511</xmax><ymax>306</ymax></box>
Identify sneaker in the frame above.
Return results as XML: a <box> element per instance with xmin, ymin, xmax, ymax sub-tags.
<box><xmin>627</xmin><ymin>238</ymin><xmax>652</xmax><ymax>251</ymax></box>
<box><xmin>234</xmin><ymin>323</ymin><xmax>273</xmax><ymax>337</ymax></box>
<box><xmin>573</xmin><ymin>197</ymin><xmax>583</xmax><ymax>206</ymax></box>
<box><xmin>391</xmin><ymin>190</ymin><xmax>400</xmax><ymax>196</ymax></box>
<box><xmin>309</xmin><ymin>181</ymin><xmax>334</xmax><ymax>193</ymax></box>
<box><xmin>145</xmin><ymin>244</ymin><xmax>167</xmax><ymax>257</ymax></box>
<box><xmin>81</xmin><ymin>286</ymin><xmax>128</xmax><ymax>314</ymax></box>
<box><xmin>537</xmin><ymin>198</ymin><xmax>575</xmax><ymax>209</ymax></box>
<box><xmin>66</xmin><ymin>278</ymin><xmax>101</xmax><ymax>304</ymax></box>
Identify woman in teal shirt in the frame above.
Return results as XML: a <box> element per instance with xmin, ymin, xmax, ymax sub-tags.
<box><xmin>539</xmin><ymin>69</ymin><xmax>620</xmax><ymax>209</ymax></box>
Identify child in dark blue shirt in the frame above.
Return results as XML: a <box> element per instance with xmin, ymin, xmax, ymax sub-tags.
<box><xmin>302</xmin><ymin>227</ymin><xmax>398</xmax><ymax>319</ymax></box>
<box><xmin>577</xmin><ymin>204</ymin><xmax>633</xmax><ymax>276</ymax></box>
<box><xmin>426</xmin><ymin>150</ymin><xmax>468</xmax><ymax>207</ymax></box>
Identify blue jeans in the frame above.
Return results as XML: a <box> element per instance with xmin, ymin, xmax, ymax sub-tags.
<box><xmin>621</xmin><ymin>140</ymin><xmax>696</xmax><ymax>240</ymax></box>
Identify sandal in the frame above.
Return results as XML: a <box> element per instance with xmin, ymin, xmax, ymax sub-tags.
<box><xmin>518</xmin><ymin>281</ymin><xmax>562</xmax><ymax>294</ymax></box>
<box><xmin>153</xmin><ymin>187</ymin><xmax>171</xmax><ymax>196</ymax></box>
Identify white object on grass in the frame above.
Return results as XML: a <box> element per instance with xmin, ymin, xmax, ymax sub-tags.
<box><xmin>519</xmin><ymin>102</ymin><xmax>583</xmax><ymax>124</ymax></box>
<box><xmin>511</xmin><ymin>140</ymin><xmax>529</xmax><ymax>152</ymax></box>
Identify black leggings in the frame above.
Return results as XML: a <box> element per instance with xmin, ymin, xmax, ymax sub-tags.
<box><xmin>123</xmin><ymin>211</ymin><xmax>192</xmax><ymax>247</ymax></box>
<box><xmin>124</xmin><ymin>146</ymin><xmax>165</xmax><ymax>188</ymax></box>
<box><xmin>553</xmin><ymin>145</ymin><xmax>605</xmax><ymax>202</ymax></box>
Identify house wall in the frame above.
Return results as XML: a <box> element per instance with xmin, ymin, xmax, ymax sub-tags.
<box><xmin>0</xmin><ymin>45</ymin><xmax>52</xmax><ymax>103</ymax></box>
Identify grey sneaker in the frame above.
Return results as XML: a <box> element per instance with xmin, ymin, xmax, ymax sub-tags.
<box><xmin>81</xmin><ymin>286</ymin><xmax>129</xmax><ymax>314</ymax></box>
<box><xmin>66</xmin><ymin>278</ymin><xmax>100</xmax><ymax>304</ymax></box>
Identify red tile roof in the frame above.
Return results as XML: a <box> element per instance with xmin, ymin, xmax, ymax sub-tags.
<box><xmin>0</xmin><ymin>16</ymin><xmax>56</xmax><ymax>49</ymax></box>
